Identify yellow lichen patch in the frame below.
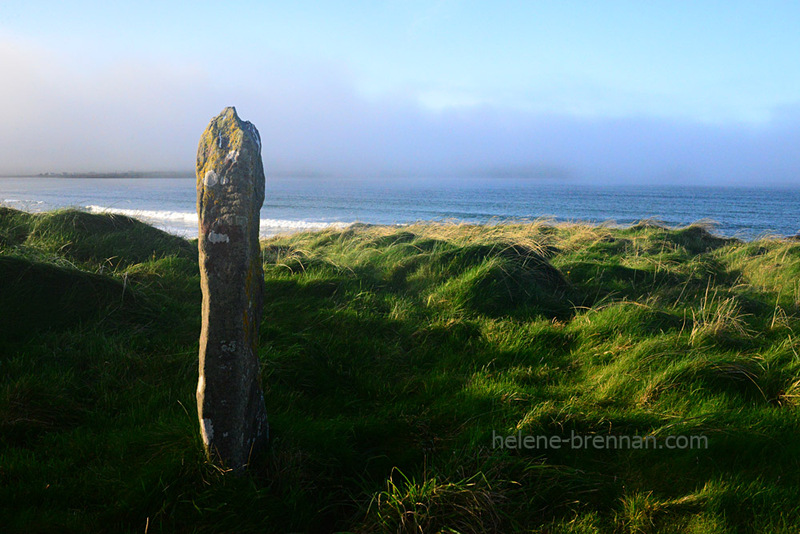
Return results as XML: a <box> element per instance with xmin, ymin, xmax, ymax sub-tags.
<box><xmin>196</xmin><ymin>107</ymin><xmax>254</xmax><ymax>190</ymax></box>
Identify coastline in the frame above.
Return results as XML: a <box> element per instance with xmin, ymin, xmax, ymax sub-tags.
<box><xmin>3</xmin><ymin>177</ymin><xmax>800</xmax><ymax>240</ymax></box>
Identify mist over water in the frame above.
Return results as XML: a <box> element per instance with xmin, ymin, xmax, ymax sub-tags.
<box><xmin>1</xmin><ymin>36</ymin><xmax>800</xmax><ymax>186</ymax></box>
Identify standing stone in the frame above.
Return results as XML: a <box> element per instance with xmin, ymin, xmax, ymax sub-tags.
<box><xmin>196</xmin><ymin>107</ymin><xmax>268</xmax><ymax>470</ymax></box>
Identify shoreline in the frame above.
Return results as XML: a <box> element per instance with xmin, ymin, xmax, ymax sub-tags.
<box><xmin>2</xmin><ymin>179</ymin><xmax>799</xmax><ymax>240</ymax></box>
<box><xmin>4</xmin><ymin>202</ymin><xmax>799</xmax><ymax>242</ymax></box>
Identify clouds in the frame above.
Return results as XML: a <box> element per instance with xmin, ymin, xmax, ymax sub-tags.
<box><xmin>0</xmin><ymin>35</ymin><xmax>799</xmax><ymax>185</ymax></box>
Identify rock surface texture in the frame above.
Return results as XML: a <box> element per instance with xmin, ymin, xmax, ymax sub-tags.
<box><xmin>196</xmin><ymin>107</ymin><xmax>268</xmax><ymax>470</ymax></box>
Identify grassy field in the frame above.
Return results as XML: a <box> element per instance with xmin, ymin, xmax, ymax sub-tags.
<box><xmin>1</xmin><ymin>206</ymin><xmax>799</xmax><ymax>533</ymax></box>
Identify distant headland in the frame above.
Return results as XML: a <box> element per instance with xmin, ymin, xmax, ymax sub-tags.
<box><xmin>26</xmin><ymin>171</ymin><xmax>195</xmax><ymax>179</ymax></box>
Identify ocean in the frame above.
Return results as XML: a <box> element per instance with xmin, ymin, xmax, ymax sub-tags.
<box><xmin>0</xmin><ymin>176</ymin><xmax>798</xmax><ymax>240</ymax></box>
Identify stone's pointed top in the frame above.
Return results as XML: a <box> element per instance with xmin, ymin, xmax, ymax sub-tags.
<box><xmin>210</xmin><ymin>107</ymin><xmax>245</xmax><ymax>130</ymax></box>
<box><xmin>196</xmin><ymin>108</ymin><xmax>264</xmax><ymax>178</ymax></box>
<box><xmin>204</xmin><ymin>107</ymin><xmax>261</xmax><ymax>156</ymax></box>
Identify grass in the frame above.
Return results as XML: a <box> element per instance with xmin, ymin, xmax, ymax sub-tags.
<box><xmin>1</xmin><ymin>207</ymin><xmax>800</xmax><ymax>532</ymax></box>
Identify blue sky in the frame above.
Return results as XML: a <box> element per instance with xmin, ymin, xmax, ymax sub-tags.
<box><xmin>1</xmin><ymin>1</ymin><xmax>799</xmax><ymax>183</ymax></box>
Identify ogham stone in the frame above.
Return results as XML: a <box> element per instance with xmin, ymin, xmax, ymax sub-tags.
<box><xmin>196</xmin><ymin>107</ymin><xmax>268</xmax><ymax>470</ymax></box>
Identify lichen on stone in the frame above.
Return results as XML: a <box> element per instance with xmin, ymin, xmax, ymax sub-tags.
<box><xmin>195</xmin><ymin>106</ymin><xmax>268</xmax><ymax>471</ymax></box>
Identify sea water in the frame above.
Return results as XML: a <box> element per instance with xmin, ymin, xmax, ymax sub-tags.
<box><xmin>0</xmin><ymin>175</ymin><xmax>798</xmax><ymax>239</ymax></box>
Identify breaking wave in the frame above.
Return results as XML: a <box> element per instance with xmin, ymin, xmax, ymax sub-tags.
<box><xmin>84</xmin><ymin>205</ymin><xmax>353</xmax><ymax>236</ymax></box>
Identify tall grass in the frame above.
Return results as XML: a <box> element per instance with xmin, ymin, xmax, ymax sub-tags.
<box><xmin>2</xmin><ymin>208</ymin><xmax>799</xmax><ymax>532</ymax></box>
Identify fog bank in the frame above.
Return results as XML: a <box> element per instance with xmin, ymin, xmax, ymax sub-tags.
<box><xmin>1</xmin><ymin>38</ymin><xmax>798</xmax><ymax>185</ymax></box>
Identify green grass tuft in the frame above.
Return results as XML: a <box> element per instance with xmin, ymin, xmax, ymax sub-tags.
<box><xmin>2</xmin><ymin>208</ymin><xmax>799</xmax><ymax>532</ymax></box>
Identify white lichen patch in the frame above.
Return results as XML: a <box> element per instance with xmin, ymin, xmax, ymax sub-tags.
<box><xmin>244</xmin><ymin>121</ymin><xmax>261</xmax><ymax>153</ymax></box>
<box><xmin>221</xmin><ymin>340</ymin><xmax>237</xmax><ymax>353</ymax></box>
<box><xmin>225</xmin><ymin>149</ymin><xmax>239</xmax><ymax>163</ymax></box>
<box><xmin>208</xmin><ymin>231</ymin><xmax>230</xmax><ymax>243</ymax></box>
<box><xmin>201</xmin><ymin>418</ymin><xmax>214</xmax><ymax>443</ymax></box>
<box><xmin>204</xmin><ymin>170</ymin><xmax>218</xmax><ymax>187</ymax></box>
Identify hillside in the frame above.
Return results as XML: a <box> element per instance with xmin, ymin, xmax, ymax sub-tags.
<box><xmin>1</xmin><ymin>207</ymin><xmax>799</xmax><ymax>533</ymax></box>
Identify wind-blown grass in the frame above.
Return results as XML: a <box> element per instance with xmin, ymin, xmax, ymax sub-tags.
<box><xmin>1</xmin><ymin>208</ymin><xmax>799</xmax><ymax>533</ymax></box>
